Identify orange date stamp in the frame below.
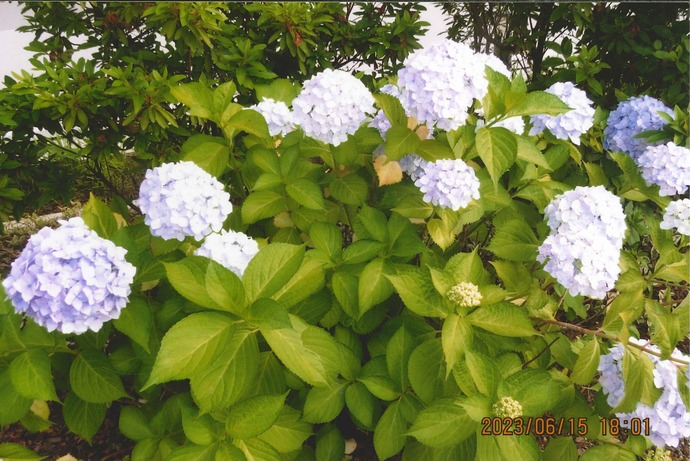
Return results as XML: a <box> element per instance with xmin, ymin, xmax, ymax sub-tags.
<box><xmin>480</xmin><ymin>416</ymin><xmax>651</xmax><ymax>437</ymax></box>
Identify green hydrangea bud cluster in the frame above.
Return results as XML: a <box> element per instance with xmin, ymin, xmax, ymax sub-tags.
<box><xmin>446</xmin><ymin>282</ymin><xmax>482</xmax><ymax>308</ymax></box>
<box><xmin>644</xmin><ymin>447</ymin><xmax>673</xmax><ymax>461</ymax></box>
<box><xmin>492</xmin><ymin>396</ymin><xmax>523</xmax><ymax>418</ymax></box>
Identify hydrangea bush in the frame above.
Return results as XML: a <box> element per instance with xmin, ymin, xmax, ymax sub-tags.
<box><xmin>0</xmin><ymin>38</ymin><xmax>688</xmax><ymax>461</ymax></box>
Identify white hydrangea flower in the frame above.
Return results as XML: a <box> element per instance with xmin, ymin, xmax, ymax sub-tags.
<box><xmin>2</xmin><ymin>218</ymin><xmax>136</xmax><ymax>334</ymax></box>
<box><xmin>446</xmin><ymin>282</ymin><xmax>482</xmax><ymax>308</ymax></box>
<box><xmin>661</xmin><ymin>199</ymin><xmax>690</xmax><ymax>236</ymax></box>
<box><xmin>492</xmin><ymin>396</ymin><xmax>523</xmax><ymax>418</ymax></box>
<box><xmin>249</xmin><ymin>98</ymin><xmax>295</xmax><ymax>136</ymax></box>
<box><xmin>194</xmin><ymin>230</ymin><xmax>259</xmax><ymax>277</ymax></box>
<box><xmin>138</xmin><ymin>161</ymin><xmax>233</xmax><ymax>242</ymax></box>
<box><xmin>292</xmin><ymin>68</ymin><xmax>375</xmax><ymax>146</ymax></box>
<box><xmin>637</xmin><ymin>142</ymin><xmax>690</xmax><ymax>196</ymax></box>
<box><xmin>537</xmin><ymin>186</ymin><xmax>626</xmax><ymax>299</ymax></box>
<box><xmin>529</xmin><ymin>82</ymin><xmax>595</xmax><ymax>145</ymax></box>
<box><xmin>397</xmin><ymin>39</ymin><xmax>510</xmax><ymax>131</ymax></box>
<box><xmin>598</xmin><ymin>339</ymin><xmax>690</xmax><ymax>448</ymax></box>
<box><xmin>604</xmin><ymin>96</ymin><xmax>674</xmax><ymax>160</ymax></box>
<box><xmin>414</xmin><ymin>158</ymin><xmax>480</xmax><ymax>210</ymax></box>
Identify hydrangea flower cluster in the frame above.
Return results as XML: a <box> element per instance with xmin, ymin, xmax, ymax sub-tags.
<box><xmin>529</xmin><ymin>82</ymin><xmax>595</xmax><ymax>145</ymax></box>
<box><xmin>537</xmin><ymin>186</ymin><xmax>626</xmax><ymax>298</ymax></box>
<box><xmin>662</xmin><ymin>199</ymin><xmax>690</xmax><ymax>236</ymax></box>
<box><xmin>598</xmin><ymin>339</ymin><xmax>690</xmax><ymax>447</ymax></box>
<box><xmin>604</xmin><ymin>96</ymin><xmax>674</xmax><ymax>159</ymax></box>
<box><xmin>138</xmin><ymin>161</ymin><xmax>233</xmax><ymax>241</ymax></box>
<box><xmin>398</xmin><ymin>154</ymin><xmax>429</xmax><ymax>181</ymax></box>
<box><xmin>414</xmin><ymin>158</ymin><xmax>480</xmax><ymax>210</ymax></box>
<box><xmin>637</xmin><ymin>142</ymin><xmax>690</xmax><ymax>196</ymax></box>
<box><xmin>2</xmin><ymin>218</ymin><xmax>136</xmax><ymax>334</ymax></box>
<box><xmin>292</xmin><ymin>68</ymin><xmax>375</xmax><ymax>146</ymax></box>
<box><xmin>397</xmin><ymin>39</ymin><xmax>510</xmax><ymax>131</ymax></box>
<box><xmin>249</xmin><ymin>98</ymin><xmax>295</xmax><ymax>136</ymax></box>
<box><xmin>492</xmin><ymin>396</ymin><xmax>523</xmax><ymax>418</ymax></box>
<box><xmin>446</xmin><ymin>282</ymin><xmax>482</xmax><ymax>308</ymax></box>
<box><xmin>194</xmin><ymin>230</ymin><xmax>259</xmax><ymax>277</ymax></box>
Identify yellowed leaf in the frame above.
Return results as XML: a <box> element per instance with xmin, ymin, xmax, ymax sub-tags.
<box><xmin>374</xmin><ymin>155</ymin><xmax>403</xmax><ymax>186</ymax></box>
<box><xmin>273</xmin><ymin>211</ymin><xmax>294</xmax><ymax>228</ymax></box>
<box><xmin>31</xmin><ymin>400</ymin><xmax>50</xmax><ymax>420</ymax></box>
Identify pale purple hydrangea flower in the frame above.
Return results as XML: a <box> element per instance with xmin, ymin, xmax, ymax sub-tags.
<box><xmin>637</xmin><ymin>142</ymin><xmax>690</xmax><ymax>196</ymax></box>
<box><xmin>138</xmin><ymin>161</ymin><xmax>233</xmax><ymax>241</ymax></box>
<box><xmin>292</xmin><ymin>68</ymin><xmax>375</xmax><ymax>146</ymax></box>
<box><xmin>537</xmin><ymin>186</ymin><xmax>626</xmax><ymax>298</ymax></box>
<box><xmin>661</xmin><ymin>199</ymin><xmax>690</xmax><ymax>236</ymax></box>
<box><xmin>399</xmin><ymin>154</ymin><xmax>429</xmax><ymax>181</ymax></box>
<box><xmin>599</xmin><ymin>339</ymin><xmax>690</xmax><ymax>448</ymax></box>
<box><xmin>2</xmin><ymin>218</ymin><xmax>136</xmax><ymax>334</ymax></box>
<box><xmin>529</xmin><ymin>82</ymin><xmax>595</xmax><ymax>145</ymax></box>
<box><xmin>249</xmin><ymin>98</ymin><xmax>296</xmax><ymax>136</ymax></box>
<box><xmin>604</xmin><ymin>96</ymin><xmax>674</xmax><ymax>160</ymax></box>
<box><xmin>397</xmin><ymin>39</ymin><xmax>510</xmax><ymax>131</ymax></box>
<box><xmin>414</xmin><ymin>158</ymin><xmax>480</xmax><ymax>210</ymax></box>
<box><xmin>194</xmin><ymin>230</ymin><xmax>259</xmax><ymax>277</ymax></box>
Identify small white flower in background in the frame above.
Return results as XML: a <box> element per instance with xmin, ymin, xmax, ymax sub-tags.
<box><xmin>492</xmin><ymin>396</ymin><xmax>523</xmax><ymax>418</ymax></box>
<box><xmin>598</xmin><ymin>339</ymin><xmax>690</xmax><ymax>448</ymax></box>
<box><xmin>292</xmin><ymin>68</ymin><xmax>375</xmax><ymax>146</ymax></box>
<box><xmin>2</xmin><ymin>218</ymin><xmax>136</xmax><ymax>334</ymax></box>
<box><xmin>414</xmin><ymin>158</ymin><xmax>480</xmax><ymax>211</ymax></box>
<box><xmin>537</xmin><ymin>186</ymin><xmax>626</xmax><ymax>299</ymax></box>
<box><xmin>529</xmin><ymin>82</ymin><xmax>595</xmax><ymax>145</ymax></box>
<box><xmin>637</xmin><ymin>142</ymin><xmax>690</xmax><ymax>196</ymax></box>
<box><xmin>249</xmin><ymin>98</ymin><xmax>296</xmax><ymax>136</ymax></box>
<box><xmin>194</xmin><ymin>230</ymin><xmax>259</xmax><ymax>277</ymax></box>
<box><xmin>604</xmin><ymin>96</ymin><xmax>674</xmax><ymax>160</ymax></box>
<box><xmin>660</xmin><ymin>199</ymin><xmax>690</xmax><ymax>236</ymax></box>
<box><xmin>397</xmin><ymin>39</ymin><xmax>511</xmax><ymax>131</ymax></box>
<box><xmin>138</xmin><ymin>161</ymin><xmax>233</xmax><ymax>242</ymax></box>
<box><xmin>446</xmin><ymin>282</ymin><xmax>482</xmax><ymax>308</ymax></box>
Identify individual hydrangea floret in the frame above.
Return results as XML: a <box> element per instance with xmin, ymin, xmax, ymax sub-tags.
<box><xmin>446</xmin><ymin>282</ymin><xmax>482</xmax><ymax>308</ymax></box>
<box><xmin>2</xmin><ymin>218</ymin><xmax>136</xmax><ymax>334</ymax></box>
<box><xmin>637</xmin><ymin>142</ymin><xmax>690</xmax><ymax>196</ymax></box>
<box><xmin>529</xmin><ymin>82</ymin><xmax>595</xmax><ymax>145</ymax></box>
<box><xmin>292</xmin><ymin>68</ymin><xmax>375</xmax><ymax>146</ymax></box>
<box><xmin>604</xmin><ymin>96</ymin><xmax>674</xmax><ymax>159</ymax></box>
<box><xmin>492</xmin><ymin>397</ymin><xmax>523</xmax><ymax>418</ymax></box>
<box><xmin>249</xmin><ymin>98</ymin><xmax>296</xmax><ymax>136</ymax></box>
<box><xmin>644</xmin><ymin>447</ymin><xmax>673</xmax><ymax>461</ymax></box>
<box><xmin>194</xmin><ymin>230</ymin><xmax>259</xmax><ymax>277</ymax></box>
<box><xmin>138</xmin><ymin>161</ymin><xmax>233</xmax><ymax>241</ymax></box>
<box><xmin>660</xmin><ymin>199</ymin><xmax>690</xmax><ymax>236</ymax></box>
<box><xmin>397</xmin><ymin>39</ymin><xmax>510</xmax><ymax>131</ymax></box>
<box><xmin>537</xmin><ymin>186</ymin><xmax>626</xmax><ymax>298</ymax></box>
<box><xmin>414</xmin><ymin>158</ymin><xmax>480</xmax><ymax>210</ymax></box>
<box><xmin>598</xmin><ymin>339</ymin><xmax>690</xmax><ymax>448</ymax></box>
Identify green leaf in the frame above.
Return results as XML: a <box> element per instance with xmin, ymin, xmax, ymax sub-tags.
<box><xmin>487</xmin><ymin>219</ymin><xmax>539</xmax><ymax>262</ymax></box>
<box><xmin>386</xmin><ymin>326</ymin><xmax>417</xmax><ymax>390</ymax></box>
<box><xmin>427</xmin><ymin>218</ymin><xmax>456</xmax><ymax>251</ymax></box>
<box><xmin>494</xmin><ymin>435</ymin><xmax>541</xmax><ymax>461</ymax></box>
<box><xmin>0</xmin><ymin>371</ymin><xmax>32</xmax><ymax>425</ymax></box>
<box><xmin>9</xmin><ymin>349</ymin><xmax>57</xmax><ymax>401</ymax></box>
<box><xmin>505</xmin><ymin>369</ymin><xmax>562</xmax><ymax>416</ymax></box>
<box><xmin>375</xmin><ymin>93</ymin><xmax>407</xmax><ymax>126</ymax></box>
<box><xmin>81</xmin><ymin>192</ymin><xmax>118</xmax><ymax>239</ymax></box>
<box><xmin>163</xmin><ymin>256</ymin><xmax>218</xmax><ymax>310</ymax></box>
<box><xmin>225</xmin><ymin>392</ymin><xmax>288</xmax><ymax>440</ymax></box>
<box><xmin>467</xmin><ymin>302</ymin><xmax>536</xmax><ymax>337</ymax></box>
<box><xmin>303</xmin><ymin>381</ymin><xmax>347</xmax><ymax>423</ymax></box>
<box><xmin>416</xmin><ymin>139</ymin><xmax>455</xmax><ymax>162</ymax></box>
<box><xmin>205</xmin><ymin>259</ymin><xmax>246</xmax><ymax>314</ymax></box>
<box><xmin>180</xmin><ymin>134</ymin><xmax>231</xmax><ymax>178</ymax></box>
<box><xmin>614</xmin><ymin>348</ymin><xmax>661</xmax><ymax>412</ymax></box>
<box><xmin>171</xmin><ymin>83</ymin><xmax>214</xmax><ymax>119</ymax></box>
<box><xmin>70</xmin><ymin>351</ymin><xmax>127</xmax><ymax>403</ymax></box>
<box><xmin>316</xmin><ymin>425</ymin><xmax>345</xmax><ymax>461</ymax></box>
<box><xmin>646</xmin><ymin>300</ymin><xmax>685</xmax><ymax>360</ymax></box>
<box><xmin>62</xmin><ymin>393</ymin><xmax>106</xmax><ymax>443</ymax></box>
<box><xmin>515</xmin><ymin>136</ymin><xmax>549</xmax><ymax>169</ymax></box>
<box><xmin>180</xmin><ymin>404</ymin><xmax>219</xmax><ymax>446</ymax></box>
<box><xmin>113</xmin><ymin>296</ymin><xmax>152</xmax><ymax>352</ymax></box>
<box><xmin>244</xmin><ymin>243</ymin><xmax>304</xmax><ymax>302</ymax></box>
<box><xmin>543</xmin><ymin>438</ymin><xmax>577</xmax><ymax>461</ymax></box>
<box><xmin>359</xmin><ymin>375</ymin><xmax>401</xmax><ymax>401</ymax></box>
<box><xmin>543</xmin><ymin>144</ymin><xmax>570</xmax><ymax>171</ymax></box>
<box><xmin>235</xmin><ymin>439</ymin><xmax>281</xmax><ymax>461</ymax></box>
<box><xmin>273</xmin><ymin>257</ymin><xmax>326</xmax><ymax>308</ymax></box>
<box><xmin>465</xmin><ymin>351</ymin><xmax>501</xmax><ymax>397</ymax></box>
<box><xmin>358</xmin><ymin>258</ymin><xmax>394</xmax><ymax>317</ymax></box>
<box><xmin>490</xmin><ymin>260</ymin><xmax>532</xmax><ymax>294</ymax></box>
<box><xmin>387</xmin><ymin>267</ymin><xmax>447</xmax><ymax>317</ymax></box>
<box><xmin>166</xmin><ymin>444</ymin><xmax>217</xmax><ymax>461</ymax></box>
<box><xmin>309</xmin><ymin>222</ymin><xmax>342</xmax><ymax>262</ymax></box>
<box><xmin>374</xmin><ymin>400</ymin><xmax>408</xmax><ymax>460</ymax></box>
<box><xmin>385</xmin><ymin>126</ymin><xmax>421</xmax><ymax>161</ymax></box>
<box><xmin>119</xmin><ymin>406</ymin><xmax>155</xmax><ymax>442</ymax></box>
<box><xmin>346</xmin><ymin>382</ymin><xmax>377</xmax><ymax>429</ymax></box>
<box><xmin>476</xmin><ymin>127</ymin><xmax>517</xmax><ymax>184</ymax></box>
<box><xmin>329</xmin><ymin>174</ymin><xmax>368</xmax><ymax>205</ymax></box>
<box><xmin>0</xmin><ymin>443</ymin><xmax>45</xmax><ymax>461</ymax></box>
<box><xmin>408</xmin><ymin>338</ymin><xmax>447</xmax><ymax>404</ymax></box>
<box><xmin>578</xmin><ymin>444</ymin><xmax>637</xmax><ymax>461</ymax></box>
<box><xmin>145</xmin><ymin>312</ymin><xmax>235</xmax><ymax>387</ymax></box>
<box><xmin>355</xmin><ymin>206</ymin><xmax>389</xmax><ymax>243</ymax></box>
<box><xmin>226</xmin><ymin>108</ymin><xmax>271</xmax><ymax>139</ymax></box>
<box><xmin>258</xmin><ymin>406</ymin><xmax>313</xmax><ymax>453</ymax></box>
<box><xmin>570</xmin><ymin>338</ymin><xmax>600</xmax><ymax>385</ymax></box>
<box><xmin>442</xmin><ymin>314</ymin><xmax>473</xmax><ymax>376</ymax></box>
<box><xmin>407</xmin><ymin>398</ymin><xmax>476</xmax><ymax>448</ymax></box>
<box><xmin>286</xmin><ymin>178</ymin><xmax>325</xmax><ymax>210</ymax></box>
<box><xmin>242</xmin><ymin>190</ymin><xmax>287</xmax><ymax>224</ymax></box>
<box><xmin>341</xmin><ymin>239</ymin><xmax>385</xmax><ymax>264</ymax></box>
<box><xmin>255</xmin><ymin>79</ymin><xmax>299</xmax><ymax>105</ymax></box>
<box><xmin>505</xmin><ymin>91</ymin><xmax>571</xmax><ymax>117</ymax></box>
<box><xmin>514</xmin><ymin>180</ymin><xmax>571</xmax><ymax>211</ymax></box>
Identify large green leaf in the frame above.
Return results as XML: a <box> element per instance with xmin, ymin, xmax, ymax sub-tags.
<box><xmin>407</xmin><ymin>398</ymin><xmax>476</xmax><ymax>448</ymax></box>
<box><xmin>225</xmin><ymin>392</ymin><xmax>288</xmax><ymax>440</ymax></box>
<box><xmin>180</xmin><ymin>135</ymin><xmax>230</xmax><ymax>178</ymax></box>
<box><xmin>374</xmin><ymin>400</ymin><xmax>408</xmax><ymax>460</ymax></box>
<box><xmin>272</xmin><ymin>257</ymin><xmax>325</xmax><ymax>308</ymax></box>
<box><xmin>387</xmin><ymin>266</ymin><xmax>447</xmax><ymax>318</ymax></box>
<box><xmin>316</xmin><ymin>425</ymin><xmax>345</xmax><ymax>461</ymax></box>
<box><xmin>70</xmin><ymin>350</ymin><xmax>127</xmax><ymax>403</ymax></box>
<box><xmin>9</xmin><ymin>349</ymin><xmax>57</xmax><ymax>401</ymax></box>
<box><xmin>255</xmin><ymin>79</ymin><xmax>299</xmax><ymax>105</ymax></box>
<box><xmin>614</xmin><ymin>348</ymin><xmax>661</xmax><ymax>412</ymax></box>
<box><xmin>0</xmin><ymin>443</ymin><xmax>45</xmax><ymax>461</ymax></box>
<box><xmin>113</xmin><ymin>296</ymin><xmax>152</xmax><ymax>352</ymax></box>
<box><xmin>386</xmin><ymin>326</ymin><xmax>417</xmax><ymax>390</ymax></box>
<box><xmin>358</xmin><ymin>258</ymin><xmax>394</xmax><ymax>317</ymax></box>
<box><xmin>476</xmin><ymin>127</ymin><xmax>517</xmax><ymax>184</ymax></box>
<box><xmin>543</xmin><ymin>438</ymin><xmax>577</xmax><ymax>461</ymax></box>
<box><xmin>258</xmin><ymin>406</ymin><xmax>313</xmax><ymax>454</ymax></box>
<box><xmin>465</xmin><ymin>351</ymin><xmax>501</xmax><ymax>398</ymax></box>
<box><xmin>346</xmin><ymin>382</ymin><xmax>377</xmax><ymax>429</ymax></box>
<box><xmin>171</xmin><ymin>83</ymin><xmax>214</xmax><ymax>119</ymax></box>
<box><xmin>441</xmin><ymin>314</ymin><xmax>473</xmax><ymax>375</ymax></box>
<box><xmin>243</xmin><ymin>243</ymin><xmax>304</xmax><ymax>301</ymax></box>
<box><xmin>408</xmin><ymin>338</ymin><xmax>447</xmax><ymax>404</ymax></box>
<box><xmin>570</xmin><ymin>338</ymin><xmax>600</xmax><ymax>385</ymax></box>
<box><xmin>375</xmin><ymin>93</ymin><xmax>407</xmax><ymax>126</ymax></box>
<box><xmin>81</xmin><ymin>192</ymin><xmax>118</xmax><ymax>239</ymax></box>
<box><xmin>226</xmin><ymin>108</ymin><xmax>271</xmax><ymax>139</ymax></box>
<box><xmin>504</xmin><ymin>91</ymin><xmax>571</xmax><ymax>117</ymax></box>
<box><xmin>242</xmin><ymin>191</ymin><xmax>287</xmax><ymax>224</ymax></box>
<box><xmin>0</xmin><ymin>371</ymin><xmax>32</xmax><ymax>425</ymax></box>
<box><xmin>62</xmin><ymin>393</ymin><xmax>106</xmax><ymax>443</ymax></box>
<box><xmin>329</xmin><ymin>174</ymin><xmax>368</xmax><ymax>205</ymax></box>
<box><xmin>578</xmin><ymin>444</ymin><xmax>637</xmax><ymax>461</ymax></box>
<box><xmin>467</xmin><ymin>302</ymin><xmax>536</xmax><ymax>337</ymax></box>
<box><xmin>286</xmin><ymin>178</ymin><xmax>325</xmax><ymax>210</ymax></box>
<box><xmin>385</xmin><ymin>126</ymin><xmax>421</xmax><ymax>161</ymax></box>
<box><xmin>487</xmin><ymin>219</ymin><xmax>539</xmax><ymax>262</ymax></box>
<box><xmin>303</xmin><ymin>381</ymin><xmax>347</xmax><ymax>423</ymax></box>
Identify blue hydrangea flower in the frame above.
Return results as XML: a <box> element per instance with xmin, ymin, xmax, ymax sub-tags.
<box><xmin>2</xmin><ymin>218</ymin><xmax>136</xmax><ymax>334</ymax></box>
<box><xmin>194</xmin><ymin>230</ymin><xmax>259</xmax><ymax>277</ymax></box>
<box><xmin>537</xmin><ymin>186</ymin><xmax>626</xmax><ymax>299</ymax></box>
<box><xmin>604</xmin><ymin>96</ymin><xmax>674</xmax><ymax>159</ymax></box>
<box><xmin>138</xmin><ymin>161</ymin><xmax>233</xmax><ymax>241</ymax></box>
<box><xmin>292</xmin><ymin>69</ymin><xmax>375</xmax><ymax>146</ymax></box>
<box><xmin>249</xmin><ymin>98</ymin><xmax>296</xmax><ymax>136</ymax></box>
<box><xmin>414</xmin><ymin>158</ymin><xmax>480</xmax><ymax>210</ymax></box>
<box><xmin>661</xmin><ymin>199</ymin><xmax>690</xmax><ymax>236</ymax></box>
<box><xmin>637</xmin><ymin>142</ymin><xmax>690</xmax><ymax>196</ymax></box>
<box><xmin>529</xmin><ymin>82</ymin><xmax>595</xmax><ymax>145</ymax></box>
